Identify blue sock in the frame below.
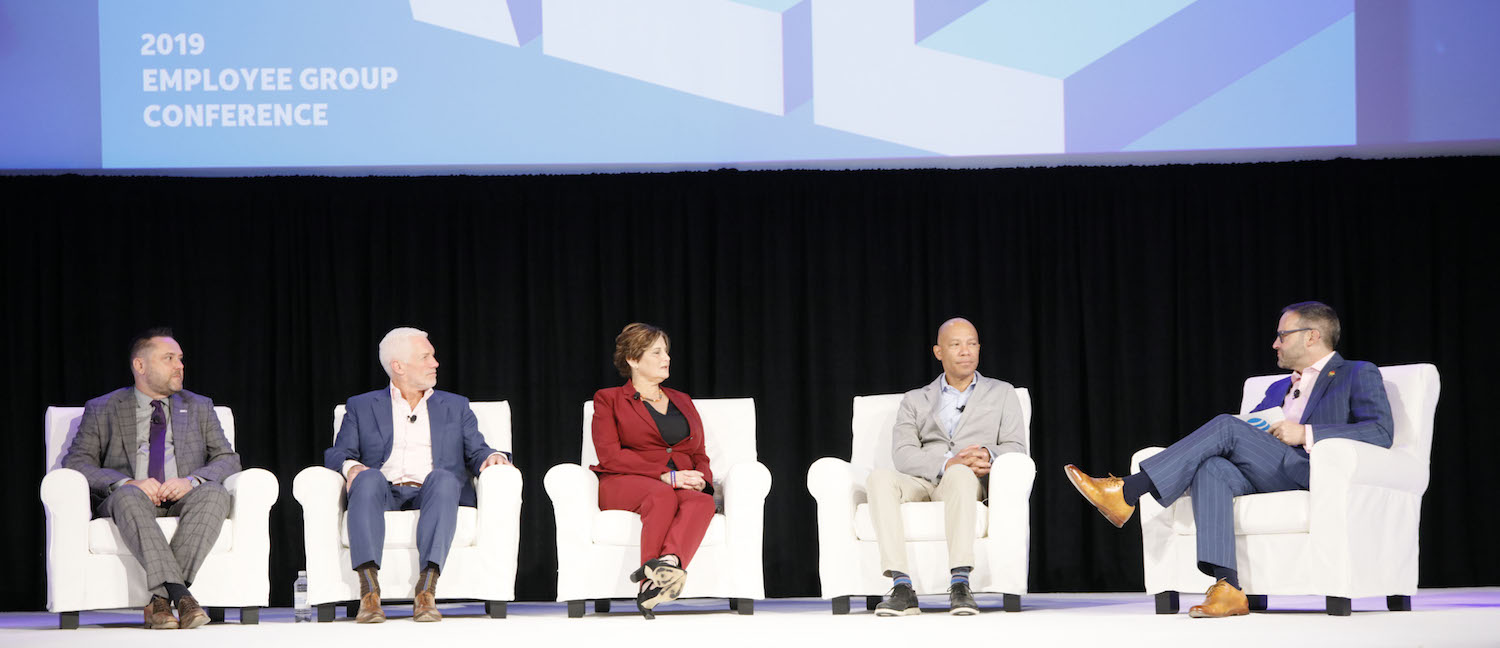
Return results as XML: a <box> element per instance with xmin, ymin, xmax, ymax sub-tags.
<box><xmin>950</xmin><ymin>567</ymin><xmax>971</xmax><ymax>586</ymax></box>
<box><xmin>891</xmin><ymin>571</ymin><xmax>912</xmax><ymax>588</ymax></box>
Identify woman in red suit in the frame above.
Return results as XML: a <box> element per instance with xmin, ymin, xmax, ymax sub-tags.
<box><xmin>591</xmin><ymin>323</ymin><xmax>715</xmax><ymax>619</ymax></box>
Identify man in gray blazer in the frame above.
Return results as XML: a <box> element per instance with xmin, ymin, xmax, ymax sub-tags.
<box><xmin>63</xmin><ymin>328</ymin><xmax>240</xmax><ymax>630</ymax></box>
<box><xmin>869</xmin><ymin>318</ymin><xmax>1027</xmax><ymax>617</ymax></box>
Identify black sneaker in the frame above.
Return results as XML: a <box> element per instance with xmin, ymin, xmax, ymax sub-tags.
<box><xmin>875</xmin><ymin>583</ymin><xmax>920</xmax><ymax>616</ymax></box>
<box><xmin>948</xmin><ymin>582</ymin><xmax>979</xmax><ymax>615</ymax></box>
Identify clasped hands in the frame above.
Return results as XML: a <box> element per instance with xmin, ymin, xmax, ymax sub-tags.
<box><xmin>945</xmin><ymin>444</ymin><xmax>992</xmax><ymax>477</ymax></box>
<box><xmin>660</xmin><ymin>469</ymin><xmax>707</xmax><ymax>491</ymax></box>
<box><xmin>126</xmin><ymin>477</ymin><xmax>195</xmax><ymax>506</ymax></box>
<box><xmin>1267</xmin><ymin>420</ymin><xmax>1307</xmax><ymax>447</ymax></box>
<box><xmin>344</xmin><ymin>453</ymin><xmax>511</xmax><ymax>493</ymax></box>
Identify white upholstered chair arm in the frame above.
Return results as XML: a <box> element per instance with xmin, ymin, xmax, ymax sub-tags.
<box><xmin>720</xmin><ymin>460</ymin><xmax>771</xmax><ymax>507</ymax></box>
<box><xmin>40</xmin><ymin>469</ymin><xmax>91</xmax><ymax>561</ymax></box>
<box><xmin>543</xmin><ymin>463</ymin><xmax>599</xmax><ymax>545</ymax></box>
<box><xmin>987</xmin><ymin>452</ymin><xmax>1037</xmax><ymax>496</ymax></box>
<box><xmin>223</xmin><ymin>468</ymin><xmax>278</xmax><ymax>546</ymax></box>
<box><xmin>475</xmin><ymin>463</ymin><xmax>523</xmax><ymax>547</ymax></box>
<box><xmin>1309</xmin><ymin>439</ymin><xmax>1429</xmax><ymax>496</ymax></box>
<box><xmin>806</xmin><ymin>457</ymin><xmax>862</xmax><ymax>540</ymax></box>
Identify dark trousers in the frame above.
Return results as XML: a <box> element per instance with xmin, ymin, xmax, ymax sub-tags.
<box><xmin>346</xmin><ymin>468</ymin><xmax>462</xmax><ymax>571</ymax></box>
<box><xmin>99</xmin><ymin>482</ymin><xmax>230</xmax><ymax>598</ymax></box>
<box><xmin>1137</xmin><ymin>414</ymin><xmax>1307</xmax><ymax>574</ymax></box>
<box><xmin>598</xmin><ymin>473</ymin><xmax>715</xmax><ymax>567</ymax></box>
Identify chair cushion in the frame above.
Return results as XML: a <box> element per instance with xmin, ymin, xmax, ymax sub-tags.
<box><xmin>340</xmin><ymin>507</ymin><xmax>479</xmax><ymax>548</ymax></box>
<box><xmin>590</xmin><ymin>510</ymin><xmax>726</xmax><ymax>547</ymax></box>
<box><xmin>89</xmin><ymin>517</ymin><xmax>234</xmax><ymax>555</ymax></box>
<box><xmin>1172</xmin><ymin>490</ymin><xmax>1310</xmax><ymax>536</ymax></box>
<box><xmin>852</xmin><ymin>502</ymin><xmax>989</xmax><ymax>541</ymax></box>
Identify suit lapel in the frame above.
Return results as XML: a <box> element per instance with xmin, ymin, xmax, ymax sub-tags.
<box><xmin>427</xmin><ymin>392</ymin><xmax>447</xmax><ymax>464</ymax></box>
<box><xmin>1302</xmin><ymin>353</ymin><xmax>1345</xmax><ymax>420</ymax></box>
<box><xmin>953</xmin><ymin>377</ymin><xmax>986</xmax><ymax>436</ymax></box>
<box><xmin>923</xmin><ymin>380</ymin><xmax>945</xmax><ymax>436</ymax></box>
<box><xmin>625</xmin><ymin>383</ymin><xmax>661</xmax><ymax>435</ymax></box>
<box><xmin>168</xmin><ymin>393</ymin><xmax>190</xmax><ymax>474</ymax></box>
<box><xmin>373</xmin><ymin>389</ymin><xmax>394</xmax><ymax>464</ymax></box>
<box><xmin>109</xmin><ymin>390</ymin><xmax>137</xmax><ymax>474</ymax></box>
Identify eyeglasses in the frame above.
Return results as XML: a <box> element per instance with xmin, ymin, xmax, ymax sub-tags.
<box><xmin>1275</xmin><ymin>327</ymin><xmax>1315</xmax><ymax>342</ymax></box>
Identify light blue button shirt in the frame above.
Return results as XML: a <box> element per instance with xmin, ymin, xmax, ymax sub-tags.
<box><xmin>937</xmin><ymin>371</ymin><xmax>980</xmax><ymax>438</ymax></box>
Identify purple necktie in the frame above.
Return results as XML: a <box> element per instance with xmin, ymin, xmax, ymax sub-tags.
<box><xmin>148</xmin><ymin>400</ymin><xmax>167</xmax><ymax>482</ymax></box>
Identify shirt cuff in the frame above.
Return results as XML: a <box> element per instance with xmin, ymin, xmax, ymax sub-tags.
<box><xmin>342</xmin><ymin>460</ymin><xmax>364</xmax><ymax>479</ymax></box>
<box><xmin>1303</xmin><ymin>425</ymin><xmax>1315</xmax><ymax>451</ymax></box>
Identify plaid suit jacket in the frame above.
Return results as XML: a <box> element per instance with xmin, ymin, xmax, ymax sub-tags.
<box><xmin>63</xmin><ymin>387</ymin><xmax>241</xmax><ymax>500</ymax></box>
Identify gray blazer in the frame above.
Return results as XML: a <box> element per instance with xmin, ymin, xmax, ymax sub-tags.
<box><xmin>64</xmin><ymin>387</ymin><xmax>241</xmax><ymax>499</ymax></box>
<box><xmin>891</xmin><ymin>374</ymin><xmax>1027</xmax><ymax>483</ymax></box>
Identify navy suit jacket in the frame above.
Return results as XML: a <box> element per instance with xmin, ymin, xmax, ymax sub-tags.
<box><xmin>323</xmin><ymin>388</ymin><xmax>504</xmax><ymax>507</ymax></box>
<box><xmin>1249</xmin><ymin>353</ymin><xmax>1394</xmax><ymax>485</ymax></box>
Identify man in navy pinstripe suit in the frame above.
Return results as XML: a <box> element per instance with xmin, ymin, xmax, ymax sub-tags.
<box><xmin>1064</xmin><ymin>302</ymin><xmax>1393</xmax><ymax>618</ymax></box>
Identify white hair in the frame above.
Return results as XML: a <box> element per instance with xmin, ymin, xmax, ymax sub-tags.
<box><xmin>378</xmin><ymin>327</ymin><xmax>429</xmax><ymax>379</ymax></box>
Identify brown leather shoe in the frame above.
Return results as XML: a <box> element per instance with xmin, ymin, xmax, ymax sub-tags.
<box><xmin>175</xmin><ymin>594</ymin><xmax>210</xmax><ymax>629</ymax></box>
<box><xmin>1064</xmin><ymin>464</ymin><xmax>1136</xmax><ymax>528</ymax></box>
<box><xmin>1189</xmin><ymin>579</ymin><xmax>1250</xmax><ymax>618</ymax></box>
<box><xmin>412</xmin><ymin>566</ymin><xmax>441</xmax><ymax>622</ymax></box>
<box><xmin>144</xmin><ymin>596</ymin><xmax>178</xmax><ymax>630</ymax></box>
<box><xmin>355</xmin><ymin>591</ymin><xmax>386</xmax><ymax>624</ymax></box>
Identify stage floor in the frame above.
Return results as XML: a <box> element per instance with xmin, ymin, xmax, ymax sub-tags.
<box><xmin>4</xmin><ymin>589</ymin><xmax>1495</xmax><ymax>647</ymax></box>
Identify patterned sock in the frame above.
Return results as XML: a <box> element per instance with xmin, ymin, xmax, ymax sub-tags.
<box><xmin>891</xmin><ymin>571</ymin><xmax>912</xmax><ymax>589</ymax></box>
<box><xmin>950</xmin><ymin>567</ymin><xmax>972</xmax><ymax>587</ymax></box>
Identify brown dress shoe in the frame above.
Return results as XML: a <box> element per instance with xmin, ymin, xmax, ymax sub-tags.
<box><xmin>1064</xmin><ymin>464</ymin><xmax>1136</xmax><ymax>528</ymax></box>
<box><xmin>355</xmin><ymin>591</ymin><xmax>386</xmax><ymax>624</ymax></box>
<box><xmin>144</xmin><ymin>596</ymin><xmax>178</xmax><ymax>630</ymax></box>
<box><xmin>412</xmin><ymin>567</ymin><xmax>441</xmax><ymax>622</ymax></box>
<box><xmin>175</xmin><ymin>594</ymin><xmax>210</xmax><ymax>629</ymax></box>
<box><xmin>1189</xmin><ymin>579</ymin><xmax>1250</xmax><ymax>618</ymax></box>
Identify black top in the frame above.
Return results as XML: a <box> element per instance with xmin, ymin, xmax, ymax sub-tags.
<box><xmin>647</xmin><ymin>399</ymin><xmax>690</xmax><ymax>446</ymax></box>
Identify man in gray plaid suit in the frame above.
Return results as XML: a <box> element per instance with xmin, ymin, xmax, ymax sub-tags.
<box><xmin>63</xmin><ymin>328</ymin><xmax>241</xmax><ymax>630</ymax></box>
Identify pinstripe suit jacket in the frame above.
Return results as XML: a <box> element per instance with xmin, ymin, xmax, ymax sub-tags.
<box><xmin>63</xmin><ymin>387</ymin><xmax>241</xmax><ymax>504</ymax></box>
<box><xmin>1249</xmin><ymin>353</ymin><xmax>1394</xmax><ymax>485</ymax></box>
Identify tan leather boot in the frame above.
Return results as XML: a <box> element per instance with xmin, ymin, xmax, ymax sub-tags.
<box><xmin>413</xmin><ymin>566</ymin><xmax>441</xmax><ymax>622</ymax></box>
<box><xmin>354</xmin><ymin>565</ymin><xmax>385</xmax><ymax>624</ymax></box>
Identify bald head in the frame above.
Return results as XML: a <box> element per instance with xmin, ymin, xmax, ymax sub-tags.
<box><xmin>933</xmin><ymin>317</ymin><xmax>981</xmax><ymax>388</ymax></box>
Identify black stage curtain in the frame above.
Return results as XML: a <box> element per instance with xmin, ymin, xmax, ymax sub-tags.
<box><xmin>3</xmin><ymin>156</ymin><xmax>1496</xmax><ymax>612</ymax></box>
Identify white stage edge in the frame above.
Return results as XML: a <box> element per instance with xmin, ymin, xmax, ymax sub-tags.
<box><xmin>3</xmin><ymin>589</ymin><xmax>1496</xmax><ymax>647</ymax></box>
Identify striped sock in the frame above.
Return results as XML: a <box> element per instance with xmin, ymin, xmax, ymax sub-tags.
<box><xmin>891</xmin><ymin>571</ymin><xmax>912</xmax><ymax>588</ymax></box>
<box><xmin>951</xmin><ymin>567</ymin><xmax>971</xmax><ymax>586</ymax></box>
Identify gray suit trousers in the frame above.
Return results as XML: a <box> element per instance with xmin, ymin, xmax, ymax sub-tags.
<box><xmin>99</xmin><ymin>482</ymin><xmax>230</xmax><ymax>598</ymax></box>
<box><xmin>867</xmin><ymin>464</ymin><xmax>982</xmax><ymax>577</ymax></box>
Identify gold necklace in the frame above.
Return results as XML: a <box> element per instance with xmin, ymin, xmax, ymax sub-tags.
<box><xmin>639</xmin><ymin>388</ymin><xmax>665</xmax><ymax>403</ymax></box>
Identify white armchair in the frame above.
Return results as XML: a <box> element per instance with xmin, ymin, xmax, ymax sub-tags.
<box><xmin>544</xmin><ymin>398</ymin><xmax>770</xmax><ymax>617</ymax></box>
<box><xmin>1133</xmin><ymin>364</ymin><xmax>1439</xmax><ymax>615</ymax></box>
<box><xmin>41</xmin><ymin>406</ymin><xmax>278</xmax><ymax>629</ymax></box>
<box><xmin>292</xmin><ymin>401</ymin><xmax>521</xmax><ymax>621</ymax></box>
<box><xmin>807</xmin><ymin>390</ymin><xmax>1034</xmax><ymax>613</ymax></box>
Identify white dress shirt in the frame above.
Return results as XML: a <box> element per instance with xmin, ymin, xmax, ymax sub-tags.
<box><xmin>342</xmin><ymin>384</ymin><xmax>435</xmax><ymax>484</ymax></box>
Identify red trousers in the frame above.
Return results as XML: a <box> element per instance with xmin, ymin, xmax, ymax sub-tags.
<box><xmin>598</xmin><ymin>473</ymin><xmax>715</xmax><ymax>567</ymax></box>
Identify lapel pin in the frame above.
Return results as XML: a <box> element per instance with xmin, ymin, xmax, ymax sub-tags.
<box><xmin>1327</xmin><ymin>370</ymin><xmax>1336</xmax><ymax>377</ymax></box>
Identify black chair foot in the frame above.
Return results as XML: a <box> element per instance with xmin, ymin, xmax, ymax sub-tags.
<box><xmin>594</xmin><ymin>599</ymin><xmax>610</xmax><ymax>614</ymax></box>
<box><xmin>832</xmin><ymin>595</ymin><xmax>850</xmax><ymax>615</ymax></box>
<box><xmin>728</xmin><ymin>598</ymin><xmax>738</xmax><ymax>611</ymax></box>
<box><xmin>345</xmin><ymin>600</ymin><xmax>358</xmax><ymax>618</ymax></box>
<box><xmin>1247</xmin><ymin>594</ymin><xmax>1268</xmax><ymax>611</ymax></box>
<box><xmin>240</xmin><ymin>607</ymin><xmax>260</xmax><ymax>624</ymax></box>
<box><xmin>59</xmin><ymin>611</ymin><xmax>79</xmax><ymax>629</ymax></box>
<box><xmin>1327</xmin><ymin>596</ymin><xmax>1352</xmax><ymax>616</ymax></box>
<box><xmin>207</xmin><ymin>607</ymin><xmax>225</xmax><ymax>623</ymax></box>
<box><xmin>1155</xmin><ymin>591</ymin><xmax>1180</xmax><ymax>614</ymax></box>
<box><xmin>316</xmin><ymin>603</ymin><xmax>336</xmax><ymax>622</ymax></box>
<box><xmin>735</xmin><ymin>598</ymin><xmax>754</xmax><ymax>615</ymax></box>
<box><xmin>567</xmin><ymin>600</ymin><xmax>586</xmax><ymax>618</ymax></box>
<box><xmin>486</xmin><ymin>601</ymin><xmax>507</xmax><ymax>618</ymax></box>
<box><xmin>1387</xmin><ymin>595</ymin><xmax>1412</xmax><ymax>612</ymax></box>
<box><xmin>1003</xmin><ymin>594</ymin><xmax>1021</xmax><ymax>612</ymax></box>
<box><xmin>866</xmin><ymin>595</ymin><xmax>882</xmax><ymax>611</ymax></box>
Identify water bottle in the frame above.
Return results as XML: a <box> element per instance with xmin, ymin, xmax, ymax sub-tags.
<box><xmin>294</xmin><ymin>570</ymin><xmax>312</xmax><ymax>622</ymax></box>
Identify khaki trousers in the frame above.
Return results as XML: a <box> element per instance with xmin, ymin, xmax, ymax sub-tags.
<box><xmin>866</xmin><ymin>464</ymin><xmax>981</xmax><ymax>576</ymax></box>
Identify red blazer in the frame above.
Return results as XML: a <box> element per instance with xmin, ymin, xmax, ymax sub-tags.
<box><xmin>590</xmin><ymin>382</ymin><xmax>712</xmax><ymax>484</ymax></box>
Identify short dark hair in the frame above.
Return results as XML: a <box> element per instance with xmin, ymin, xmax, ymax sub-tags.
<box><xmin>613</xmin><ymin>323</ymin><xmax>669</xmax><ymax>378</ymax></box>
<box><xmin>1282</xmin><ymin>301</ymin><xmax>1340</xmax><ymax>349</ymax></box>
<box><xmin>130</xmin><ymin>327</ymin><xmax>176</xmax><ymax>362</ymax></box>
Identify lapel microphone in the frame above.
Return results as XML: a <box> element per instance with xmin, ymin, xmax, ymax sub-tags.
<box><xmin>957</xmin><ymin>405</ymin><xmax>965</xmax><ymax>413</ymax></box>
<box><xmin>1293</xmin><ymin>389</ymin><xmax>1301</xmax><ymax>399</ymax></box>
<box><xmin>408</xmin><ymin>414</ymin><xmax>418</xmax><ymax>423</ymax></box>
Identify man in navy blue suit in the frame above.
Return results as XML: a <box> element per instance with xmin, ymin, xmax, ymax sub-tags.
<box><xmin>324</xmin><ymin>327</ymin><xmax>510</xmax><ymax>624</ymax></box>
<box><xmin>1065</xmin><ymin>302</ymin><xmax>1392</xmax><ymax>618</ymax></box>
